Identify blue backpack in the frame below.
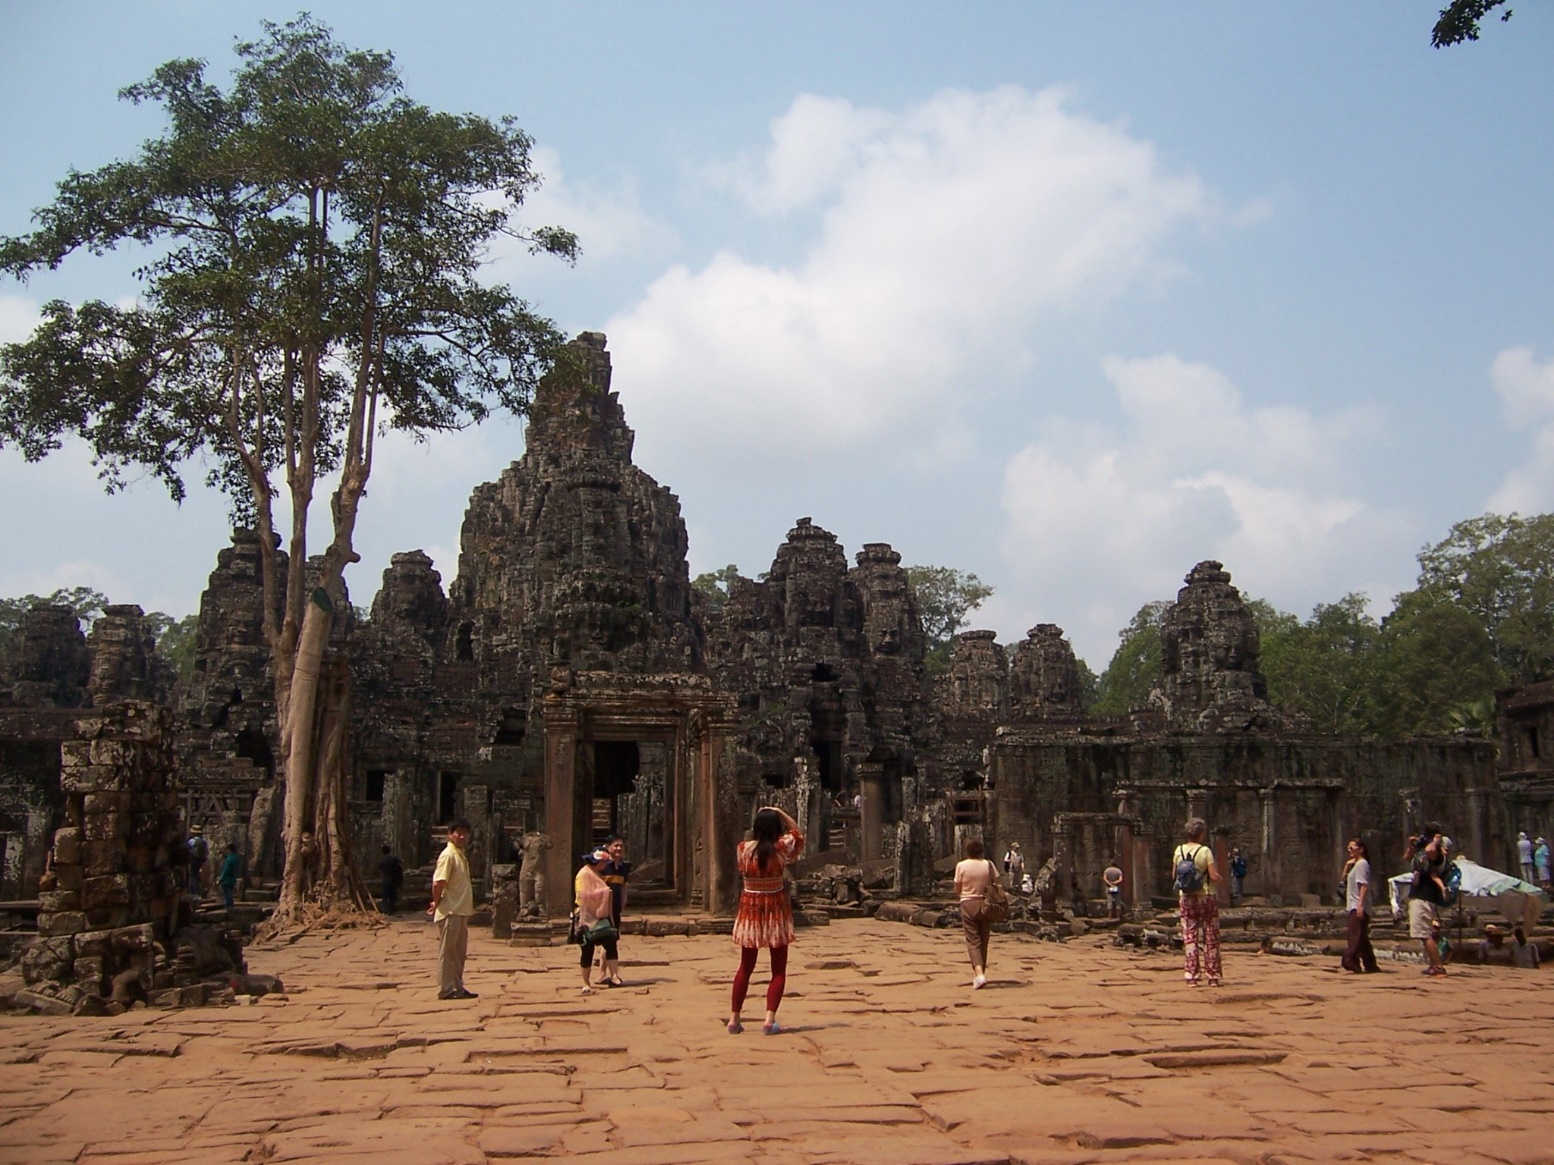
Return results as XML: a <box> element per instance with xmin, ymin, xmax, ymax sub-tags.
<box><xmin>1174</xmin><ymin>845</ymin><xmax>1207</xmax><ymax>894</ymax></box>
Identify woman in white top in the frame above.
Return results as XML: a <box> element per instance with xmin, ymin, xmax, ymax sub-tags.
<box><xmin>953</xmin><ymin>837</ymin><xmax>998</xmax><ymax>989</ymax></box>
<box><xmin>1339</xmin><ymin>837</ymin><xmax>1379</xmax><ymax>973</ymax></box>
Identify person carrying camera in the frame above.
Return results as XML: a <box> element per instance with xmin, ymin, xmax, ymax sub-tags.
<box><xmin>1406</xmin><ymin>826</ymin><xmax>1450</xmax><ymax>978</ymax></box>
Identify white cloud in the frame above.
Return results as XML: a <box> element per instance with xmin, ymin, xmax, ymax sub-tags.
<box><xmin>0</xmin><ymin>294</ymin><xmax>40</xmax><ymax>343</ymax></box>
<box><xmin>998</xmin><ymin>354</ymin><xmax>1418</xmax><ymax>668</ymax></box>
<box><xmin>498</xmin><ymin>144</ymin><xmax>676</xmax><ymax>267</ymax></box>
<box><xmin>1487</xmin><ymin>346</ymin><xmax>1554</xmax><ymax>513</ymax></box>
<box><xmin>606</xmin><ymin>85</ymin><xmax>1215</xmax><ymax>476</ymax></box>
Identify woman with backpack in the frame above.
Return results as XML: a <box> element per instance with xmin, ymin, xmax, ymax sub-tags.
<box><xmin>1173</xmin><ymin>818</ymin><xmax>1222</xmax><ymax>987</ymax></box>
<box><xmin>954</xmin><ymin>836</ymin><xmax>1001</xmax><ymax>989</ymax></box>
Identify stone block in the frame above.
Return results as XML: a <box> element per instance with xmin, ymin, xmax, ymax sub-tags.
<box><xmin>14</xmin><ymin>989</ymin><xmax>72</xmax><ymax>1016</ymax></box>
<box><xmin>645</xmin><ymin>918</ymin><xmax>690</xmax><ymax>936</ymax></box>
<box><xmin>85</xmin><ymin>906</ymin><xmax>131</xmax><ymax>929</ymax></box>
<box><xmin>111</xmin><ymin>923</ymin><xmax>156</xmax><ymax>953</ymax></box>
<box><xmin>38</xmin><ymin>911</ymin><xmax>86</xmax><ymax>937</ymax></box>
<box><xmin>74</xmin><ymin>929</ymin><xmax>112</xmax><ymax>957</ymax></box>
<box><xmin>39</xmin><ymin>890</ymin><xmax>82</xmax><ymax>913</ymax></box>
<box><xmin>84</xmin><ymin>810</ymin><xmax>130</xmax><ymax>841</ymax></box>
<box><xmin>84</xmin><ymin>790</ymin><xmax>132</xmax><ymax>815</ymax></box>
<box><xmin>53</xmin><ymin>827</ymin><xmax>82</xmax><ymax>865</ymax></box>
<box><xmin>20</xmin><ymin>937</ymin><xmax>74</xmax><ymax>984</ymax></box>
<box><xmin>82</xmin><ymin>874</ymin><xmax>130</xmax><ymax>910</ymax></box>
<box><xmin>74</xmin><ymin>956</ymin><xmax>106</xmax><ymax>993</ymax></box>
<box><xmin>72</xmin><ymin>993</ymin><xmax>110</xmax><ymax>1017</ymax></box>
<box><xmin>82</xmin><ymin>838</ymin><xmax>127</xmax><ymax>874</ymax></box>
<box><xmin>54</xmin><ymin>864</ymin><xmax>83</xmax><ymax>891</ymax></box>
<box><xmin>89</xmin><ymin>738</ymin><xmax>139</xmax><ymax>765</ymax></box>
<box><xmin>61</xmin><ymin>764</ymin><xmax>127</xmax><ymax>793</ymax></box>
<box><xmin>60</xmin><ymin>740</ymin><xmax>92</xmax><ymax>766</ymax></box>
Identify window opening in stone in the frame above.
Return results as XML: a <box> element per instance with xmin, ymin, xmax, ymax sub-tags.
<box><xmin>234</xmin><ymin>727</ymin><xmax>275</xmax><ymax>780</ymax></box>
<box><xmin>456</xmin><ymin>622</ymin><xmax>474</xmax><ymax>662</ymax></box>
<box><xmin>762</xmin><ymin>769</ymin><xmax>789</xmax><ymax>789</ymax></box>
<box><xmin>1526</xmin><ymin>727</ymin><xmax>1541</xmax><ymax>761</ymax></box>
<box><xmin>493</xmin><ymin>709</ymin><xmax>526</xmax><ymax>747</ymax></box>
<box><xmin>365</xmin><ymin>771</ymin><xmax>386</xmax><ymax>803</ymax></box>
<box><xmin>438</xmin><ymin>772</ymin><xmax>459</xmax><ymax>823</ymax></box>
<box><xmin>811</xmin><ymin>736</ymin><xmax>842</xmax><ymax>792</ymax></box>
<box><xmin>812</xmin><ymin>663</ymin><xmax>837</xmax><ymax>683</ymax></box>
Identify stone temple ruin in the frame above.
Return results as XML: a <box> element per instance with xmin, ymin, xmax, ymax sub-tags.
<box><xmin>1</xmin><ymin>331</ymin><xmax>1545</xmax><ymax>964</ymax></box>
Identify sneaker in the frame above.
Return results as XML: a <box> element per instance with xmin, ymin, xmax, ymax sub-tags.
<box><xmin>972</xmin><ymin>974</ymin><xmax>987</xmax><ymax>989</ymax></box>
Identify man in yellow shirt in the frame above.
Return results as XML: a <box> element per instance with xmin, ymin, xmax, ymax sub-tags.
<box><xmin>429</xmin><ymin>818</ymin><xmax>476</xmax><ymax>1000</ymax></box>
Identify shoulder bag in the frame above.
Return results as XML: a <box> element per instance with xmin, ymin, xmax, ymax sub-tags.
<box><xmin>983</xmin><ymin>859</ymin><xmax>1010</xmax><ymax>924</ymax></box>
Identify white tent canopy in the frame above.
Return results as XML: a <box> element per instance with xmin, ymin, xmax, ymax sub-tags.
<box><xmin>1388</xmin><ymin>857</ymin><xmax>1547</xmax><ymax>919</ymax></box>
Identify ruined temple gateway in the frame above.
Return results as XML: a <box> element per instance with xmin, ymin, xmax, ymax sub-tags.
<box><xmin>1</xmin><ymin>333</ymin><xmax>1533</xmax><ymax>913</ymax></box>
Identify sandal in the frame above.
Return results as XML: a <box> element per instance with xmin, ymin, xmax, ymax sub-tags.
<box><xmin>726</xmin><ymin>1019</ymin><xmax>743</xmax><ymax>1034</ymax></box>
<box><xmin>580</xmin><ymin>985</ymin><xmax>593</xmax><ymax>995</ymax></box>
<box><xmin>762</xmin><ymin>1020</ymin><xmax>782</xmax><ymax>1036</ymax></box>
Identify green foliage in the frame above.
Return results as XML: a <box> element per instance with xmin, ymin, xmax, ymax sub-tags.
<box><xmin>1432</xmin><ymin>0</ymin><xmax>1512</xmax><ymax>47</ymax></box>
<box><xmin>1092</xmin><ymin>600</ymin><xmax>1169</xmax><ymax>714</ymax></box>
<box><xmin>691</xmin><ymin>564</ymin><xmax>741</xmax><ymax>610</ymax></box>
<box><xmin>1373</xmin><ymin>593</ymin><xmax>1502</xmax><ymax>737</ymax></box>
<box><xmin>0</xmin><ymin>14</ymin><xmax>576</xmax><ymax>522</ymax></box>
<box><xmin>148</xmin><ymin>611</ymin><xmax>200</xmax><ymax>680</ymax></box>
<box><xmin>1415</xmin><ymin>513</ymin><xmax>1554</xmax><ymax>683</ymax></box>
<box><xmin>0</xmin><ymin>586</ymin><xmax>109</xmax><ymax>653</ymax></box>
<box><xmin>1256</xmin><ymin>593</ymin><xmax>1381</xmax><ymax>735</ymax></box>
<box><xmin>907</xmin><ymin>565</ymin><xmax>992</xmax><ymax>649</ymax></box>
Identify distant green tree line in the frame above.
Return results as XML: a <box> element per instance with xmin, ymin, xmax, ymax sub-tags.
<box><xmin>1093</xmin><ymin>512</ymin><xmax>1553</xmax><ymax>737</ymax></box>
<box><xmin>0</xmin><ymin>587</ymin><xmax>198</xmax><ymax>679</ymax></box>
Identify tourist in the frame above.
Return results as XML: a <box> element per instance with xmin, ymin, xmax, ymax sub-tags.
<box><xmin>217</xmin><ymin>843</ymin><xmax>241</xmax><ymax>911</ymax></box>
<box><xmin>429</xmin><ymin>818</ymin><xmax>477</xmax><ymax>1000</ymax></box>
<box><xmin>1103</xmin><ymin>858</ymin><xmax>1124</xmax><ymax>918</ymax></box>
<box><xmin>1229</xmin><ymin>848</ymin><xmax>1247</xmax><ymax>901</ymax></box>
<box><xmin>1535</xmin><ymin>836</ymin><xmax>1550</xmax><ymax>890</ymax></box>
<box><xmin>574</xmin><ymin>849</ymin><xmax>620</xmax><ymax>993</ymax></box>
<box><xmin>955</xmin><ymin>837</ymin><xmax>998</xmax><ymax>989</ymax></box>
<box><xmin>379</xmin><ymin>844</ymin><xmax>404</xmax><ymax>914</ymax></box>
<box><xmin>727</xmin><ymin>805</ymin><xmax>805</xmax><ymax>1034</ymax></box>
<box><xmin>1406</xmin><ymin>826</ymin><xmax>1449</xmax><ymax>978</ymax></box>
<box><xmin>1003</xmin><ymin>841</ymin><xmax>1025</xmax><ymax>887</ymax></box>
<box><xmin>1517</xmin><ymin>832</ymin><xmax>1535</xmax><ymax>883</ymax></box>
<box><xmin>186</xmin><ymin>825</ymin><xmax>209</xmax><ymax>899</ymax></box>
<box><xmin>1173</xmin><ymin>817</ymin><xmax>1222</xmax><ymax>986</ymax></box>
<box><xmin>598</xmin><ymin>835</ymin><xmax>631</xmax><ymax>986</ymax></box>
<box><xmin>1477</xmin><ymin>924</ymin><xmax>1506</xmax><ymax>964</ymax></box>
<box><xmin>1510</xmin><ymin>923</ymin><xmax>1541</xmax><ymax>969</ymax></box>
<box><xmin>1339</xmin><ymin>837</ymin><xmax>1379</xmax><ymax>973</ymax></box>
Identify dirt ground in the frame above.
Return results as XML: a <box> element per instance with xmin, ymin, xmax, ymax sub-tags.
<box><xmin>1</xmin><ymin>916</ymin><xmax>1551</xmax><ymax>1165</ymax></box>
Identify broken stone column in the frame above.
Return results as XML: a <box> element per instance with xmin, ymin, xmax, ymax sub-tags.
<box><xmin>17</xmin><ymin>702</ymin><xmax>191</xmax><ymax>1015</ymax></box>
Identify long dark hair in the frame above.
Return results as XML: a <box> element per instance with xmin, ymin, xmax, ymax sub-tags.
<box><xmin>1349</xmin><ymin>837</ymin><xmax>1370</xmax><ymax>861</ymax></box>
<box><xmin>752</xmin><ymin>808</ymin><xmax>784</xmax><ymax>874</ymax></box>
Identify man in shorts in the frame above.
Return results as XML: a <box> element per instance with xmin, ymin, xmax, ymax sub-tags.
<box><xmin>1407</xmin><ymin>827</ymin><xmax>1449</xmax><ymax>978</ymax></box>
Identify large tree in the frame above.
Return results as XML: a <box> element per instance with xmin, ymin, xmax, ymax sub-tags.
<box><xmin>0</xmin><ymin>17</ymin><xmax>576</xmax><ymax>928</ymax></box>
<box><xmin>1432</xmin><ymin>0</ymin><xmax>1513</xmax><ymax>47</ymax></box>
<box><xmin>906</xmin><ymin>565</ymin><xmax>993</xmax><ymax>673</ymax></box>
<box><xmin>1092</xmin><ymin>600</ymin><xmax>1169</xmax><ymax>714</ymax></box>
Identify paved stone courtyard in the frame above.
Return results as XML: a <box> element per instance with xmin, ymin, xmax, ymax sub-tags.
<box><xmin>1</xmin><ymin>917</ymin><xmax>1551</xmax><ymax>1165</ymax></box>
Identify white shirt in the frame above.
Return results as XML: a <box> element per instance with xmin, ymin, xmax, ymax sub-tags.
<box><xmin>1518</xmin><ymin>837</ymin><xmax>1534</xmax><ymax>864</ymax></box>
<box><xmin>1345</xmin><ymin>858</ymin><xmax>1372</xmax><ymax>914</ymax></box>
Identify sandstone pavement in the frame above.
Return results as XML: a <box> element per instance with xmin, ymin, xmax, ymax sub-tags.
<box><xmin>1</xmin><ymin>918</ymin><xmax>1552</xmax><ymax>1164</ymax></box>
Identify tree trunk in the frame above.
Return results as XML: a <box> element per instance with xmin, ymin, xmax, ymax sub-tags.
<box><xmin>267</xmin><ymin>588</ymin><xmax>336</xmax><ymax>930</ymax></box>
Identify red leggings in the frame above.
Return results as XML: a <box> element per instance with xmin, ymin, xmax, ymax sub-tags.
<box><xmin>731</xmin><ymin>944</ymin><xmax>788</xmax><ymax>1014</ymax></box>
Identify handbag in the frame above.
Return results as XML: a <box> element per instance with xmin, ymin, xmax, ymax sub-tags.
<box><xmin>567</xmin><ymin>908</ymin><xmax>583</xmax><ymax>945</ymax></box>
<box><xmin>983</xmin><ymin>859</ymin><xmax>1010</xmax><ymax>924</ymax></box>
<box><xmin>584</xmin><ymin>917</ymin><xmax>619</xmax><ymax>945</ymax></box>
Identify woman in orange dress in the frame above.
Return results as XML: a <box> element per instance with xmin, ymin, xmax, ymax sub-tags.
<box><xmin>727</xmin><ymin>805</ymin><xmax>804</xmax><ymax>1035</ymax></box>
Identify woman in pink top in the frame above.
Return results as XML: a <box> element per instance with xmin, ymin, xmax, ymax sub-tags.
<box><xmin>727</xmin><ymin>805</ymin><xmax>805</xmax><ymax>1035</ymax></box>
<box><xmin>953</xmin><ymin>837</ymin><xmax>998</xmax><ymax>989</ymax></box>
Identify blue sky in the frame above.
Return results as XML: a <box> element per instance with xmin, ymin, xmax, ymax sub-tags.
<box><xmin>2</xmin><ymin>2</ymin><xmax>1552</xmax><ymax>669</ymax></box>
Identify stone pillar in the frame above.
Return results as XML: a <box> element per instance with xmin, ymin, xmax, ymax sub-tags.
<box><xmin>1187</xmin><ymin>787</ymin><xmax>1208</xmax><ymax>824</ymax></box>
<box><xmin>859</xmin><ymin>761</ymin><xmax>884</xmax><ymax>863</ymax></box>
<box><xmin>1212</xmin><ymin>830</ymin><xmax>1231</xmax><ymax>907</ymax></box>
<box><xmin>383</xmin><ymin>771</ymin><xmax>412</xmax><ymax>866</ymax></box>
<box><xmin>1131</xmin><ymin>833</ymin><xmax>1151</xmax><ymax>905</ymax></box>
<box><xmin>1466</xmin><ymin>788</ymin><xmax>1489</xmax><ymax>864</ymax></box>
<box><xmin>544</xmin><ymin>721</ymin><xmax>579</xmax><ymax>918</ymax></box>
<box><xmin>460</xmin><ymin>784</ymin><xmax>489</xmax><ymax>893</ymax></box>
<box><xmin>1118</xmin><ymin>820</ymin><xmax>1135</xmax><ymax>907</ymax></box>
<box><xmin>23</xmin><ymin>801</ymin><xmax>53</xmax><ymax>898</ymax></box>
<box><xmin>1259</xmin><ymin>786</ymin><xmax>1280</xmax><ymax>904</ymax></box>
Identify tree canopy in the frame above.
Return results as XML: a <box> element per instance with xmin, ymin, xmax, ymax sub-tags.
<box><xmin>1432</xmin><ymin>0</ymin><xmax>1513</xmax><ymax>47</ymax></box>
<box><xmin>0</xmin><ymin>15</ymin><xmax>576</xmax><ymax>927</ymax></box>
<box><xmin>906</xmin><ymin>565</ymin><xmax>993</xmax><ymax>672</ymax></box>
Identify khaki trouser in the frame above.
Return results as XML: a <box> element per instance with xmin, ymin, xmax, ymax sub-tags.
<box><xmin>437</xmin><ymin>914</ymin><xmax>469</xmax><ymax>995</ymax></box>
<box><xmin>960</xmin><ymin>898</ymin><xmax>991</xmax><ymax>971</ymax></box>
